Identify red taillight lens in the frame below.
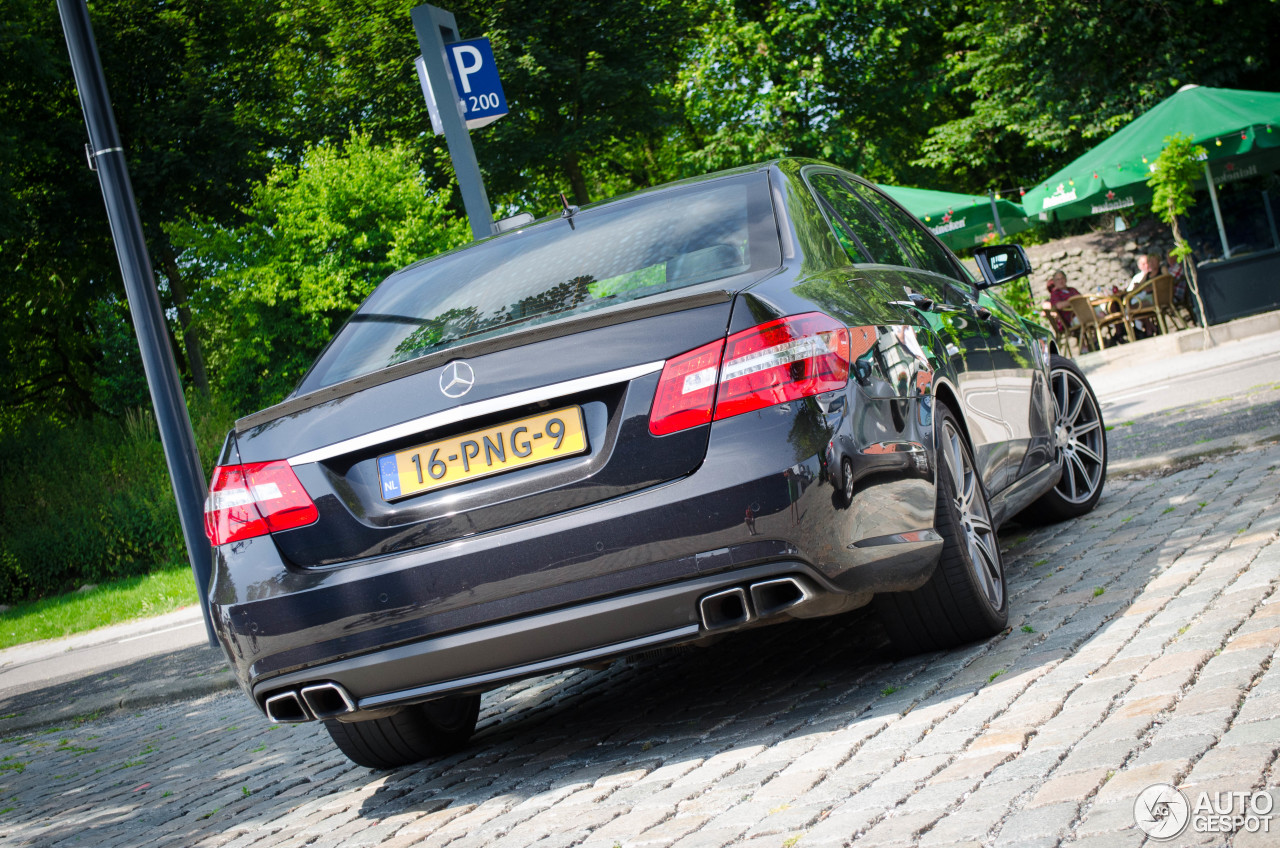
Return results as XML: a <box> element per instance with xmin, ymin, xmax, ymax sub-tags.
<box><xmin>716</xmin><ymin>313</ymin><xmax>850</xmax><ymax>419</ymax></box>
<box><xmin>649</xmin><ymin>339</ymin><xmax>725</xmax><ymax>436</ymax></box>
<box><xmin>649</xmin><ymin>313</ymin><xmax>851</xmax><ymax>436</ymax></box>
<box><xmin>204</xmin><ymin>460</ymin><xmax>318</xmax><ymax>546</ymax></box>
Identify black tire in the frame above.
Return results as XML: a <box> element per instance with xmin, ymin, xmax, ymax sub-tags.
<box><xmin>1020</xmin><ymin>354</ymin><xmax>1107</xmax><ymax>523</ymax></box>
<box><xmin>324</xmin><ymin>693</ymin><xmax>480</xmax><ymax>769</ymax></box>
<box><xmin>874</xmin><ymin>405</ymin><xmax>1007</xmax><ymax>654</ymax></box>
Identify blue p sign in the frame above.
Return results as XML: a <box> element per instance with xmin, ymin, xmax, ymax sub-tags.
<box><xmin>446</xmin><ymin>38</ymin><xmax>507</xmax><ymax>129</ymax></box>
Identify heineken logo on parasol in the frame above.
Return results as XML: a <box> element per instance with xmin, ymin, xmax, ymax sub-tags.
<box><xmin>1042</xmin><ymin>183</ymin><xmax>1078</xmax><ymax>209</ymax></box>
<box><xmin>1091</xmin><ymin>195</ymin><xmax>1135</xmax><ymax>214</ymax></box>
<box><xmin>929</xmin><ymin>217</ymin><xmax>966</xmax><ymax>235</ymax></box>
<box><xmin>1215</xmin><ymin>163</ymin><xmax>1258</xmax><ymax>184</ymax></box>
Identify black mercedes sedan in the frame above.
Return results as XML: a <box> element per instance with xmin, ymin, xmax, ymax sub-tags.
<box><xmin>204</xmin><ymin>159</ymin><xmax>1107</xmax><ymax>768</ymax></box>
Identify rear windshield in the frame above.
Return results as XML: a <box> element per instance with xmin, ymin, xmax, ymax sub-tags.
<box><xmin>298</xmin><ymin>173</ymin><xmax>779</xmax><ymax>392</ymax></box>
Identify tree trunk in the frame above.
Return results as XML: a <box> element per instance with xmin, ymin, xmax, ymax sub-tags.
<box><xmin>1170</xmin><ymin>215</ymin><xmax>1213</xmax><ymax>349</ymax></box>
<box><xmin>563</xmin><ymin>153</ymin><xmax>591</xmax><ymax>206</ymax></box>
<box><xmin>157</xmin><ymin>246</ymin><xmax>210</xmax><ymax>396</ymax></box>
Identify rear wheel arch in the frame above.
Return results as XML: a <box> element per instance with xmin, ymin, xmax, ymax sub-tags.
<box><xmin>929</xmin><ymin>380</ymin><xmax>973</xmax><ymax>457</ymax></box>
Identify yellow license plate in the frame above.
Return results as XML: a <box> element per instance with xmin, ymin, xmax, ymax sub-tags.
<box><xmin>377</xmin><ymin>406</ymin><xmax>588</xmax><ymax>500</ymax></box>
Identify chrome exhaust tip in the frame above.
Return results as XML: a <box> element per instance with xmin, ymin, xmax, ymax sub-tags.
<box><xmin>263</xmin><ymin>690</ymin><xmax>312</xmax><ymax>723</ymax></box>
<box><xmin>300</xmin><ymin>682</ymin><xmax>357</xmax><ymax>720</ymax></box>
<box><xmin>699</xmin><ymin>587</ymin><xmax>752</xmax><ymax>631</ymax></box>
<box><xmin>749</xmin><ymin>576</ymin><xmax>813</xmax><ymax>618</ymax></box>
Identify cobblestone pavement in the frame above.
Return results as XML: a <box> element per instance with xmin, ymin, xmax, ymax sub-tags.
<box><xmin>4</xmin><ymin>444</ymin><xmax>1280</xmax><ymax>848</ymax></box>
<box><xmin>1107</xmin><ymin>381</ymin><xmax>1280</xmax><ymax>462</ymax></box>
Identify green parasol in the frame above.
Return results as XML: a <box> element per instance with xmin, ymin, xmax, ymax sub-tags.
<box><xmin>1023</xmin><ymin>86</ymin><xmax>1280</xmax><ymax>223</ymax></box>
<box><xmin>879</xmin><ymin>184</ymin><xmax>1031</xmax><ymax>251</ymax></box>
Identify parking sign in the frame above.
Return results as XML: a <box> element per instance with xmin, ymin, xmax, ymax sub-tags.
<box><xmin>446</xmin><ymin>38</ymin><xmax>507</xmax><ymax>129</ymax></box>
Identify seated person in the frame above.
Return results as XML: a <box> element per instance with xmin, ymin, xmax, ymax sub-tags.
<box><xmin>1128</xmin><ymin>253</ymin><xmax>1160</xmax><ymax>290</ymax></box>
<box><xmin>1042</xmin><ymin>271</ymin><xmax>1081</xmax><ymax>332</ymax></box>
<box><xmin>1125</xmin><ymin>253</ymin><xmax>1162</xmax><ymax>338</ymax></box>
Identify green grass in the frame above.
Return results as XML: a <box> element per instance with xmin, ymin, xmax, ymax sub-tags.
<box><xmin>0</xmin><ymin>566</ymin><xmax>198</xmax><ymax>650</ymax></box>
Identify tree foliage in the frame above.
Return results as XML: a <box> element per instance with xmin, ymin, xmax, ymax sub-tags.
<box><xmin>2</xmin><ymin>0</ymin><xmax>1277</xmax><ymax>426</ymax></box>
<box><xmin>917</xmin><ymin>0</ymin><xmax>1277</xmax><ymax>187</ymax></box>
<box><xmin>1148</xmin><ymin>131</ymin><xmax>1211</xmax><ymax>343</ymax></box>
<box><xmin>461</xmin><ymin>0</ymin><xmax>703</xmax><ymax>207</ymax></box>
<box><xmin>168</xmin><ymin>132</ymin><xmax>469</xmax><ymax>411</ymax></box>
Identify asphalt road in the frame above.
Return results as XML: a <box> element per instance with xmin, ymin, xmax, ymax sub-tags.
<box><xmin>1091</xmin><ymin>342</ymin><xmax>1280</xmax><ymax>463</ymax></box>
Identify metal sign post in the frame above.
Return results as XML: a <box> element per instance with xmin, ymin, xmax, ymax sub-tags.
<box><xmin>411</xmin><ymin>4</ymin><xmax>496</xmax><ymax>241</ymax></box>
<box><xmin>55</xmin><ymin>0</ymin><xmax>217</xmax><ymax>645</ymax></box>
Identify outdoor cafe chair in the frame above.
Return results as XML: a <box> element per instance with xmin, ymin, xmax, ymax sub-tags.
<box><xmin>1125</xmin><ymin>274</ymin><xmax>1185</xmax><ymax>337</ymax></box>
<box><xmin>1040</xmin><ymin>306</ymin><xmax>1075</xmax><ymax>357</ymax></box>
<box><xmin>1067</xmin><ymin>293</ymin><xmax>1131</xmax><ymax>351</ymax></box>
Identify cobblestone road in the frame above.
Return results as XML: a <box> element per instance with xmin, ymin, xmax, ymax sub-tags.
<box><xmin>4</xmin><ymin>443</ymin><xmax>1280</xmax><ymax>848</ymax></box>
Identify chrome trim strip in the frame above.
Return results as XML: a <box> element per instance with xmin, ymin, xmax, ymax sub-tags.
<box><xmin>287</xmin><ymin>360</ymin><xmax>665</xmax><ymax>466</ymax></box>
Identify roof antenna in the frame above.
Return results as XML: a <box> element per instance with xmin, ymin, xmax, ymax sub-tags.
<box><xmin>559</xmin><ymin>192</ymin><xmax>579</xmax><ymax>230</ymax></box>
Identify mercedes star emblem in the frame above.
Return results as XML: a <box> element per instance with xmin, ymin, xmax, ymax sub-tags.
<box><xmin>439</xmin><ymin>360</ymin><xmax>476</xmax><ymax>398</ymax></box>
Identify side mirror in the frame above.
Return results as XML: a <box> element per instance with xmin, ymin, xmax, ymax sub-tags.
<box><xmin>973</xmin><ymin>244</ymin><xmax>1032</xmax><ymax>290</ymax></box>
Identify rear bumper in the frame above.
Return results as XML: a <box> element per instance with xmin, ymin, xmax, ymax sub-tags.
<box><xmin>250</xmin><ymin>562</ymin><xmax>825</xmax><ymax>718</ymax></box>
<box><xmin>212</xmin><ymin>394</ymin><xmax>942</xmax><ymax>719</ymax></box>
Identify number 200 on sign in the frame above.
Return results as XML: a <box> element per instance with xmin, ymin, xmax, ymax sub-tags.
<box><xmin>466</xmin><ymin>93</ymin><xmax>502</xmax><ymax>112</ymax></box>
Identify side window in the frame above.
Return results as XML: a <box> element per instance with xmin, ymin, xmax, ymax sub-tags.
<box><xmin>847</xmin><ymin>181</ymin><xmax>963</xmax><ymax>281</ymax></box>
<box><xmin>809</xmin><ymin>173</ymin><xmax>912</xmax><ymax>267</ymax></box>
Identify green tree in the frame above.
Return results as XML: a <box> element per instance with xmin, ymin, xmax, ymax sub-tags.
<box><xmin>1147</xmin><ymin>132</ymin><xmax>1211</xmax><ymax>346</ymax></box>
<box><xmin>916</xmin><ymin>0</ymin><xmax>1278</xmax><ymax>188</ymax></box>
<box><xmin>168</xmin><ymin>132</ymin><xmax>469</xmax><ymax>411</ymax></box>
<box><xmin>675</xmin><ymin>0</ymin><xmax>959</xmax><ymax>186</ymax></box>
<box><xmin>462</xmin><ymin>0</ymin><xmax>704</xmax><ymax>208</ymax></box>
<box><xmin>1</xmin><ymin>0</ymin><xmax>284</xmax><ymax>423</ymax></box>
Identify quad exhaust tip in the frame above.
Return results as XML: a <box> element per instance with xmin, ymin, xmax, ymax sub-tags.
<box><xmin>301</xmin><ymin>682</ymin><xmax>357</xmax><ymax>720</ymax></box>
<box><xmin>699</xmin><ymin>587</ymin><xmax>752</xmax><ymax>631</ymax></box>
<box><xmin>263</xmin><ymin>690</ymin><xmax>311</xmax><ymax>723</ymax></box>
<box><xmin>264</xmin><ymin>682</ymin><xmax>357</xmax><ymax>723</ymax></box>
<box><xmin>750</xmin><ymin>576</ymin><xmax>812</xmax><ymax>618</ymax></box>
<box><xmin>699</xmin><ymin>577</ymin><xmax>816</xmax><ymax>632</ymax></box>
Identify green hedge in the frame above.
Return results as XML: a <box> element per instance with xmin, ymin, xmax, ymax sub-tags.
<box><xmin>0</xmin><ymin>397</ymin><xmax>234</xmax><ymax>603</ymax></box>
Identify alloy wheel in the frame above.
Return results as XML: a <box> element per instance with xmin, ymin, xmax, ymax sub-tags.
<box><xmin>1050</xmin><ymin>367</ymin><xmax>1106</xmax><ymax>505</ymax></box>
<box><xmin>939</xmin><ymin>420</ymin><xmax>1004</xmax><ymax>610</ymax></box>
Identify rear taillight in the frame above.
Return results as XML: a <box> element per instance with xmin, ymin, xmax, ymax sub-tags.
<box><xmin>649</xmin><ymin>339</ymin><xmax>726</xmax><ymax>436</ymax></box>
<box><xmin>204</xmin><ymin>461</ymin><xmax>318</xmax><ymax>546</ymax></box>
<box><xmin>650</xmin><ymin>313</ymin><xmax>850</xmax><ymax>436</ymax></box>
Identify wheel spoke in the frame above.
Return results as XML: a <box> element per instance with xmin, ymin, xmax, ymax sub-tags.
<box><xmin>1073</xmin><ymin>441</ymin><xmax>1103</xmax><ymax>465</ymax></box>
<box><xmin>1053</xmin><ymin>373</ymin><xmax>1068</xmax><ymax>420</ymax></box>
<box><xmin>1063</xmin><ymin>454</ymin><xmax>1079</xmax><ymax>499</ymax></box>
<box><xmin>1069</xmin><ymin>453</ymin><xmax>1095</xmax><ymax>495</ymax></box>
<box><xmin>969</xmin><ymin>512</ymin><xmax>993</xmax><ymax>535</ymax></box>
<box><xmin>943</xmin><ymin>428</ymin><xmax>964</xmax><ymax>495</ymax></box>
<box><xmin>1065</xmin><ymin>383</ymin><xmax>1086</xmax><ymax>426</ymax></box>
<box><xmin>1074</xmin><ymin>419</ymin><xmax>1102</xmax><ymax>438</ymax></box>
<box><xmin>970</xmin><ymin>531</ymin><xmax>1002</xmax><ymax>604</ymax></box>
